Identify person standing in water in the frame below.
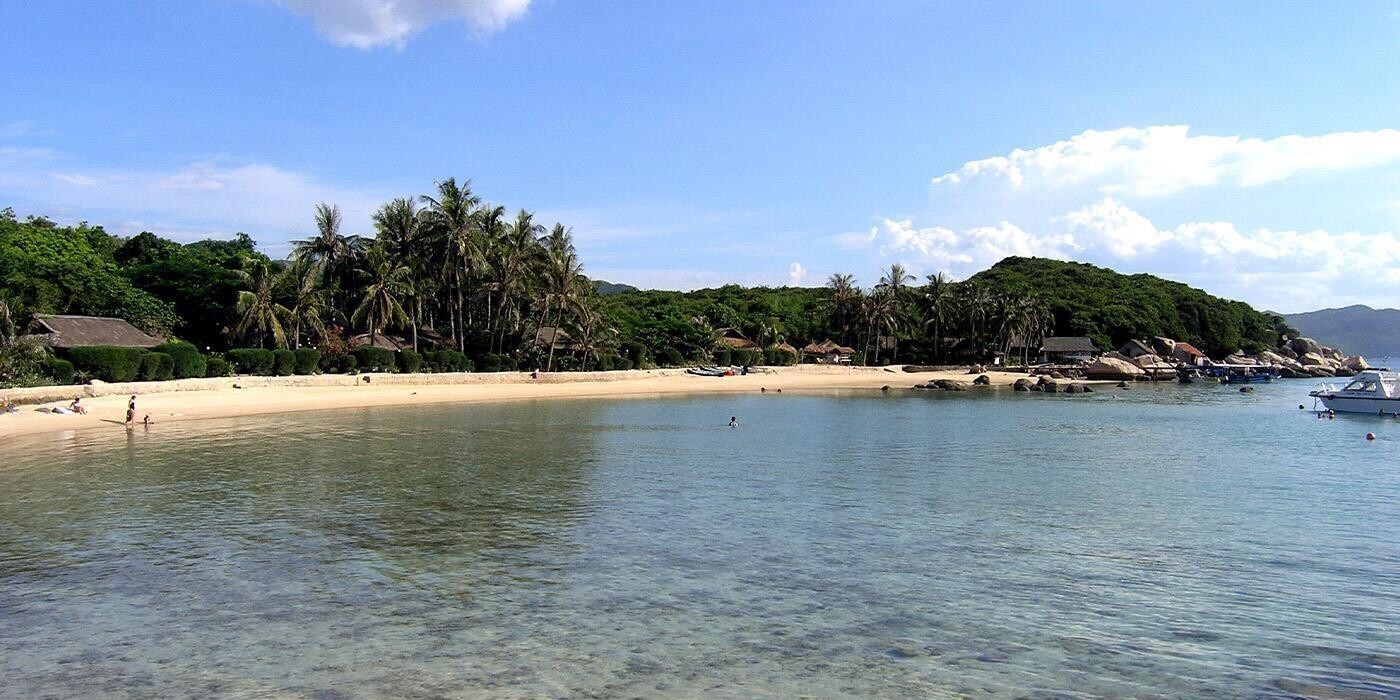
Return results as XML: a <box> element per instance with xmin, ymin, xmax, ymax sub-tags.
<box><xmin>125</xmin><ymin>395</ymin><xmax>136</xmax><ymax>426</ymax></box>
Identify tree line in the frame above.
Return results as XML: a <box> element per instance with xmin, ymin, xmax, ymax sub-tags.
<box><xmin>1</xmin><ymin>193</ymin><xmax>1293</xmax><ymax>387</ymax></box>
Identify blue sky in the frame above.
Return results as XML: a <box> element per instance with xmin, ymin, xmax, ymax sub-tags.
<box><xmin>3</xmin><ymin>1</ymin><xmax>1399</xmax><ymax>312</ymax></box>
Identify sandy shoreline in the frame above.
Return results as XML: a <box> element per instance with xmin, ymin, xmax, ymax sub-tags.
<box><xmin>1</xmin><ymin>365</ymin><xmax>1033</xmax><ymax>439</ymax></box>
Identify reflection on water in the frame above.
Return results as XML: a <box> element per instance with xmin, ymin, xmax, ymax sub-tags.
<box><xmin>1</xmin><ymin>383</ymin><xmax>1397</xmax><ymax>698</ymax></box>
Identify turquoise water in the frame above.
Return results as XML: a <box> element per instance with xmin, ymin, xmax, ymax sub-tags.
<box><xmin>2</xmin><ymin>381</ymin><xmax>1397</xmax><ymax>698</ymax></box>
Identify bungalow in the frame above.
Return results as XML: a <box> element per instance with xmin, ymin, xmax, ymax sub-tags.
<box><xmin>714</xmin><ymin>327</ymin><xmax>762</xmax><ymax>351</ymax></box>
<box><xmin>532</xmin><ymin>326</ymin><xmax>583</xmax><ymax>353</ymax></box>
<box><xmin>349</xmin><ymin>333</ymin><xmax>408</xmax><ymax>351</ymax></box>
<box><xmin>1040</xmin><ymin>336</ymin><xmax>1100</xmax><ymax>364</ymax></box>
<box><xmin>1171</xmin><ymin>341</ymin><xmax>1208</xmax><ymax>366</ymax></box>
<box><xmin>1116</xmin><ymin>339</ymin><xmax>1155</xmax><ymax>359</ymax></box>
<box><xmin>27</xmin><ymin>314</ymin><xmax>162</xmax><ymax>349</ymax></box>
<box><xmin>772</xmin><ymin>342</ymin><xmax>799</xmax><ymax>361</ymax></box>
<box><xmin>801</xmin><ymin>339</ymin><xmax>855</xmax><ymax>364</ymax></box>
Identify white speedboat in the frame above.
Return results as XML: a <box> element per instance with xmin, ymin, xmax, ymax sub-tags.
<box><xmin>1309</xmin><ymin>370</ymin><xmax>1400</xmax><ymax>414</ymax></box>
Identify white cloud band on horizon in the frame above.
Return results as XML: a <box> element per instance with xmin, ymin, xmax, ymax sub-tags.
<box><xmin>271</xmin><ymin>0</ymin><xmax>531</xmax><ymax>49</ymax></box>
<box><xmin>932</xmin><ymin>125</ymin><xmax>1400</xmax><ymax>198</ymax></box>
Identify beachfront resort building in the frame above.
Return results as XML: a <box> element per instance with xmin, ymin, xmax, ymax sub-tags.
<box><xmin>1039</xmin><ymin>336</ymin><xmax>1100</xmax><ymax>364</ymax></box>
<box><xmin>713</xmin><ymin>327</ymin><xmax>762</xmax><ymax>352</ymax></box>
<box><xmin>801</xmin><ymin>339</ymin><xmax>855</xmax><ymax>364</ymax></box>
<box><xmin>26</xmin><ymin>314</ymin><xmax>162</xmax><ymax>350</ymax></box>
<box><xmin>1170</xmin><ymin>342</ymin><xmax>1208</xmax><ymax>366</ymax></box>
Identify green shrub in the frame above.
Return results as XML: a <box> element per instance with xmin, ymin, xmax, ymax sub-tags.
<box><xmin>154</xmin><ymin>341</ymin><xmax>206</xmax><ymax>379</ymax></box>
<box><xmin>226</xmin><ymin>348</ymin><xmax>275</xmax><ymax>375</ymax></box>
<box><xmin>205</xmin><ymin>356</ymin><xmax>230</xmax><ymax>377</ymax></box>
<box><xmin>596</xmin><ymin>354</ymin><xmax>614</xmax><ymax>371</ymax></box>
<box><xmin>477</xmin><ymin>353</ymin><xmax>517</xmax><ymax>373</ymax></box>
<box><xmin>732</xmin><ymin>349</ymin><xmax>759</xmax><ymax>367</ymax></box>
<box><xmin>713</xmin><ymin>347</ymin><xmax>732</xmax><ymax>366</ymax></box>
<box><xmin>46</xmin><ymin>358</ymin><xmax>75</xmax><ymax>385</ymax></box>
<box><xmin>318</xmin><ymin>353</ymin><xmax>357</xmax><ymax>374</ymax></box>
<box><xmin>65</xmin><ymin>346</ymin><xmax>146</xmax><ymax>382</ymax></box>
<box><xmin>139</xmin><ymin>352</ymin><xmax>175</xmax><ymax>381</ymax></box>
<box><xmin>272</xmin><ymin>349</ymin><xmax>296</xmax><ymax>376</ymax></box>
<box><xmin>554</xmin><ymin>355</ymin><xmax>579</xmax><ymax>372</ymax></box>
<box><xmin>397</xmin><ymin>348</ymin><xmax>422</xmax><ymax>374</ymax></box>
<box><xmin>293</xmin><ymin>348</ymin><xmax>320</xmax><ymax>375</ymax></box>
<box><xmin>615</xmin><ymin>356</ymin><xmax>633</xmax><ymax>371</ymax></box>
<box><xmin>621</xmin><ymin>341</ymin><xmax>649</xmax><ymax>369</ymax></box>
<box><xmin>661</xmin><ymin>347</ymin><xmax>685</xmax><ymax>367</ymax></box>
<box><xmin>351</xmin><ymin>346</ymin><xmax>396</xmax><ymax>372</ymax></box>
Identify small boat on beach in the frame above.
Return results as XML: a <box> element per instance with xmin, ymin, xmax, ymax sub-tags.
<box><xmin>686</xmin><ymin>366</ymin><xmax>732</xmax><ymax>377</ymax></box>
<box><xmin>1309</xmin><ymin>370</ymin><xmax>1400</xmax><ymax>414</ymax></box>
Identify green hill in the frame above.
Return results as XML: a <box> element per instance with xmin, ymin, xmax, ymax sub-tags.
<box><xmin>969</xmin><ymin>257</ymin><xmax>1289</xmax><ymax>357</ymax></box>
<box><xmin>1283</xmin><ymin>305</ymin><xmax>1400</xmax><ymax>358</ymax></box>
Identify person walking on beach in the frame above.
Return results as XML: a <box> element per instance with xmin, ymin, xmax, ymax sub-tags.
<box><xmin>125</xmin><ymin>395</ymin><xmax>136</xmax><ymax>426</ymax></box>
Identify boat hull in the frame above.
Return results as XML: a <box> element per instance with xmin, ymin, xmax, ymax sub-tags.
<box><xmin>1315</xmin><ymin>395</ymin><xmax>1400</xmax><ymax>414</ymax></box>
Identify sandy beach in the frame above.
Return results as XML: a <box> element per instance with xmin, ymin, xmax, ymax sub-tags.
<box><xmin>0</xmin><ymin>365</ymin><xmax>1036</xmax><ymax>440</ymax></box>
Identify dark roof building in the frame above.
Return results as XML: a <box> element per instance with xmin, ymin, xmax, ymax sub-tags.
<box><xmin>28</xmin><ymin>314</ymin><xmax>162</xmax><ymax>349</ymax></box>
<box><xmin>1040</xmin><ymin>336</ymin><xmax>1100</xmax><ymax>355</ymax></box>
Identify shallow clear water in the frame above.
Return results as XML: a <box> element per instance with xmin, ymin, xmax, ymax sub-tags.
<box><xmin>2</xmin><ymin>381</ymin><xmax>1397</xmax><ymax>698</ymax></box>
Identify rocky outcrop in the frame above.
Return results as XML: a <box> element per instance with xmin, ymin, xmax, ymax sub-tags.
<box><xmin>1013</xmin><ymin>378</ymin><xmax>1035</xmax><ymax>392</ymax></box>
<box><xmin>972</xmin><ymin>374</ymin><xmax>991</xmax><ymax>386</ymax></box>
<box><xmin>1084</xmin><ymin>356</ymin><xmax>1145</xmax><ymax>380</ymax></box>
<box><xmin>1300</xmin><ymin>352</ymin><xmax>1328</xmax><ymax>367</ymax></box>
<box><xmin>1344</xmin><ymin>355</ymin><xmax>1369</xmax><ymax>371</ymax></box>
<box><xmin>1288</xmin><ymin>337</ymin><xmax>1323</xmax><ymax>356</ymax></box>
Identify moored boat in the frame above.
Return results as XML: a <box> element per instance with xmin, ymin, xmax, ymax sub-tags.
<box><xmin>1309</xmin><ymin>370</ymin><xmax>1400</xmax><ymax>414</ymax></box>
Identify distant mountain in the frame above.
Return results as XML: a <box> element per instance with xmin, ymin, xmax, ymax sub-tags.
<box><xmin>593</xmin><ymin>279</ymin><xmax>639</xmax><ymax>295</ymax></box>
<box><xmin>1283</xmin><ymin>305</ymin><xmax>1400</xmax><ymax>358</ymax></box>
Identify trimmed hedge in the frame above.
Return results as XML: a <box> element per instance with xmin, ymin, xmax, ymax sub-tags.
<box><xmin>206</xmin><ymin>356</ymin><xmax>231</xmax><ymax>377</ymax></box>
<box><xmin>621</xmin><ymin>341</ymin><xmax>649</xmax><ymax>369</ymax></box>
<box><xmin>661</xmin><ymin>347</ymin><xmax>685</xmax><ymax>367</ymax></box>
<box><xmin>46</xmin><ymin>358</ymin><xmax>75</xmax><ymax>385</ymax></box>
<box><xmin>764</xmin><ymin>347</ymin><xmax>798</xmax><ymax>366</ymax></box>
<box><xmin>397</xmin><ymin>348</ymin><xmax>422</xmax><ymax>374</ymax></box>
<box><xmin>732</xmin><ymin>349</ymin><xmax>759</xmax><ymax>367</ymax></box>
<box><xmin>66</xmin><ymin>346</ymin><xmax>146</xmax><ymax>383</ymax></box>
<box><xmin>272</xmin><ymin>349</ymin><xmax>296</xmax><ymax>376</ymax></box>
<box><xmin>293</xmin><ymin>348</ymin><xmax>320</xmax><ymax>375</ymax></box>
<box><xmin>351</xmin><ymin>346</ymin><xmax>396</xmax><ymax>373</ymax></box>
<box><xmin>477</xmin><ymin>353</ymin><xmax>517</xmax><ymax>373</ymax></box>
<box><xmin>713</xmin><ymin>347</ymin><xmax>732</xmax><ymax>367</ymax></box>
<box><xmin>320</xmin><ymin>353</ymin><xmax>357</xmax><ymax>374</ymax></box>
<box><xmin>227</xmin><ymin>348</ymin><xmax>275</xmax><ymax>375</ymax></box>
<box><xmin>423</xmin><ymin>350</ymin><xmax>472</xmax><ymax>372</ymax></box>
<box><xmin>155</xmin><ymin>341</ymin><xmax>206</xmax><ymax>379</ymax></box>
<box><xmin>139</xmin><ymin>352</ymin><xmax>175</xmax><ymax>381</ymax></box>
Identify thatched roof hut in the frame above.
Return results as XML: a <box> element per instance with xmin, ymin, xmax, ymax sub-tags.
<box><xmin>714</xmin><ymin>327</ymin><xmax>761</xmax><ymax>351</ymax></box>
<box><xmin>533</xmin><ymin>326</ymin><xmax>582</xmax><ymax>352</ymax></box>
<box><xmin>773</xmin><ymin>342</ymin><xmax>799</xmax><ymax>358</ymax></box>
<box><xmin>350</xmin><ymin>333</ymin><xmax>407</xmax><ymax>350</ymax></box>
<box><xmin>801</xmin><ymin>339</ymin><xmax>856</xmax><ymax>363</ymax></box>
<box><xmin>28</xmin><ymin>314</ymin><xmax>162</xmax><ymax>349</ymax></box>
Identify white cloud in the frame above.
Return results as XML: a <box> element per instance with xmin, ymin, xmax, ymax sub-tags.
<box><xmin>3</xmin><ymin>155</ymin><xmax>392</xmax><ymax>254</ymax></box>
<box><xmin>932</xmin><ymin>125</ymin><xmax>1400</xmax><ymax>197</ymax></box>
<box><xmin>787</xmin><ymin>262</ymin><xmax>806</xmax><ymax>285</ymax></box>
<box><xmin>272</xmin><ymin>0</ymin><xmax>531</xmax><ymax>49</ymax></box>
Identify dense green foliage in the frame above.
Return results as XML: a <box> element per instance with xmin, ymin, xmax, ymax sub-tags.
<box><xmin>66</xmin><ymin>346</ymin><xmax>147</xmax><ymax>382</ymax></box>
<box><xmin>154</xmin><ymin>341</ymin><xmax>206</xmax><ymax>379</ymax></box>
<box><xmin>205</xmin><ymin>356</ymin><xmax>231</xmax><ymax>378</ymax></box>
<box><xmin>3</xmin><ymin>192</ymin><xmax>1299</xmax><ymax>382</ymax></box>
<box><xmin>139</xmin><ymin>352</ymin><xmax>175</xmax><ymax>382</ymax></box>
<box><xmin>968</xmin><ymin>258</ymin><xmax>1290</xmax><ymax>357</ymax></box>
<box><xmin>46</xmin><ymin>358</ymin><xmax>75</xmax><ymax>385</ymax></box>
<box><xmin>293</xmin><ymin>348</ymin><xmax>321</xmax><ymax>375</ymax></box>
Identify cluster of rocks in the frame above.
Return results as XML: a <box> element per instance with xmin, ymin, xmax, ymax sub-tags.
<box><xmin>1246</xmin><ymin>337</ymin><xmax>1368</xmax><ymax>378</ymax></box>
<box><xmin>1013</xmin><ymin>376</ymin><xmax>1093</xmax><ymax>394</ymax></box>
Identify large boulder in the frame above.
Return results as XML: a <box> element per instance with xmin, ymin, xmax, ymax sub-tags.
<box><xmin>1084</xmin><ymin>356</ymin><xmax>1145</xmax><ymax>380</ymax></box>
<box><xmin>1333</xmin><ymin>367</ymin><xmax>1356</xmax><ymax>378</ymax></box>
<box><xmin>931</xmin><ymin>379</ymin><xmax>969</xmax><ymax>391</ymax></box>
<box><xmin>972</xmin><ymin>374</ymin><xmax>991</xmax><ymax>386</ymax></box>
<box><xmin>1276</xmin><ymin>345</ymin><xmax>1298</xmax><ymax>359</ymax></box>
<box><xmin>1344</xmin><ymin>356</ymin><xmax>1370</xmax><ymax>371</ymax></box>
<box><xmin>1300</xmin><ymin>352</ymin><xmax>1328</xmax><ymax>367</ymax></box>
<box><xmin>1288</xmin><ymin>337</ymin><xmax>1323</xmax><ymax>357</ymax></box>
<box><xmin>1306</xmin><ymin>365</ymin><xmax>1335</xmax><ymax>377</ymax></box>
<box><xmin>1013</xmin><ymin>377</ymin><xmax>1034</xmax><ymax>392</ymax></box>
<box><xmin>1258</xmin><ymin>350</ymin><xmax>1289</xmax><ymax>366</ymax></box>
<box><xmin>1222</xmin><ymin>353</ymin><xmax>1252</xmax><ymax>365</ymax></box>
<box><xmin>1321</xmin><ymin>347</ymin><xmax>1345</xmax><ymax>361</ymax></box>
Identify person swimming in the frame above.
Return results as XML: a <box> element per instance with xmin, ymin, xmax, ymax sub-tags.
<box><xmin>728</xmin><ymin>416</ymin><xmax>739</xmax><ymax>428</ymax></box>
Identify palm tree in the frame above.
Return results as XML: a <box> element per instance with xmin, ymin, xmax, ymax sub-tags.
<box><xmin>293</xmin><ymin>203</ymin><xmax>362</xmax><ymax>276</ymax></box>
<box><xmin>492</xmin><ymin>209</ymin><xmax>544</xmax><ymax>352</ymax></box>
<box><xmin>234</xmin><ymin>259</ymin><xmax>291</xmax><ymax>349</ymax></box>
<box><xmin>539</xmin><ymin>223</ymin><xmax>585</xmax><ymax>371</ymax></box>
<box><xmin>374</xmin><ymin>197</ymin><xmax>426</xmax><ymax>350</ymax></box>
<box><xmin>922</xmin><ymin>272</ymin><xmax>952</xmax><ymax>362</ymax></box>
<box><xmin>351</xmin><ymin>245</ymin><xmax>412</xmax><ymax>349</ymax></box>
<box><xmin>959</xmin><ymin>281</ymin><xmax>993</xmax><ymax>360</ymax></box>
<box><xmin>420</xmin><ymin>179</ymin><xmax>481</xmax><ymax>351</ymax></box>
<box><xmin>876</xmin><ymin>263</ymin><xmax>915</xmax><ymax>362</ymax></box>
<box><xmin>281</xmin><ymin>259</ymin><xmax>332</xmax><ymax>348</ymax></box>
<box><xmin>826</xmin><ymin>273</ymin><xmax>859</xmax><ymax>344</ymax></box>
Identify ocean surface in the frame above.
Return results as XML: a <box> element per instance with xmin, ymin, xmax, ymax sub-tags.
<box><xmin>2</xmin><ymin>379</ymin><xmax>1397</xmax><ymax>699</ymax></box>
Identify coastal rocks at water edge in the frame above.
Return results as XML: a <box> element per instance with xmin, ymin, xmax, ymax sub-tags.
<box><xmin>972</xmin><ymin>374</ymin><xmax>991</xmax><ymax>386</ymax></box>
<box><xmin>1288</xmin><ymin>337</ymin><xmax>1323</xmax><ymax>357</ymax></box>
<box><xmin>1083</xmin><ymin>356</ymin><xmax>1145</xmax><ymax>380</ymax></box>
<box><xmin>1300</xmin><ymin>352</ymin><xmax>1328</xmax><ymax>367</ymax></box>
<box><xmin>914</xmin><ymin>379</ymin><xmax>970</xmax><ymax>391</ymax></box>
<box><xmin>1014</xmin><ymin>378</ymin><xmax>1035</xmax><ymax>392</ymax></box>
